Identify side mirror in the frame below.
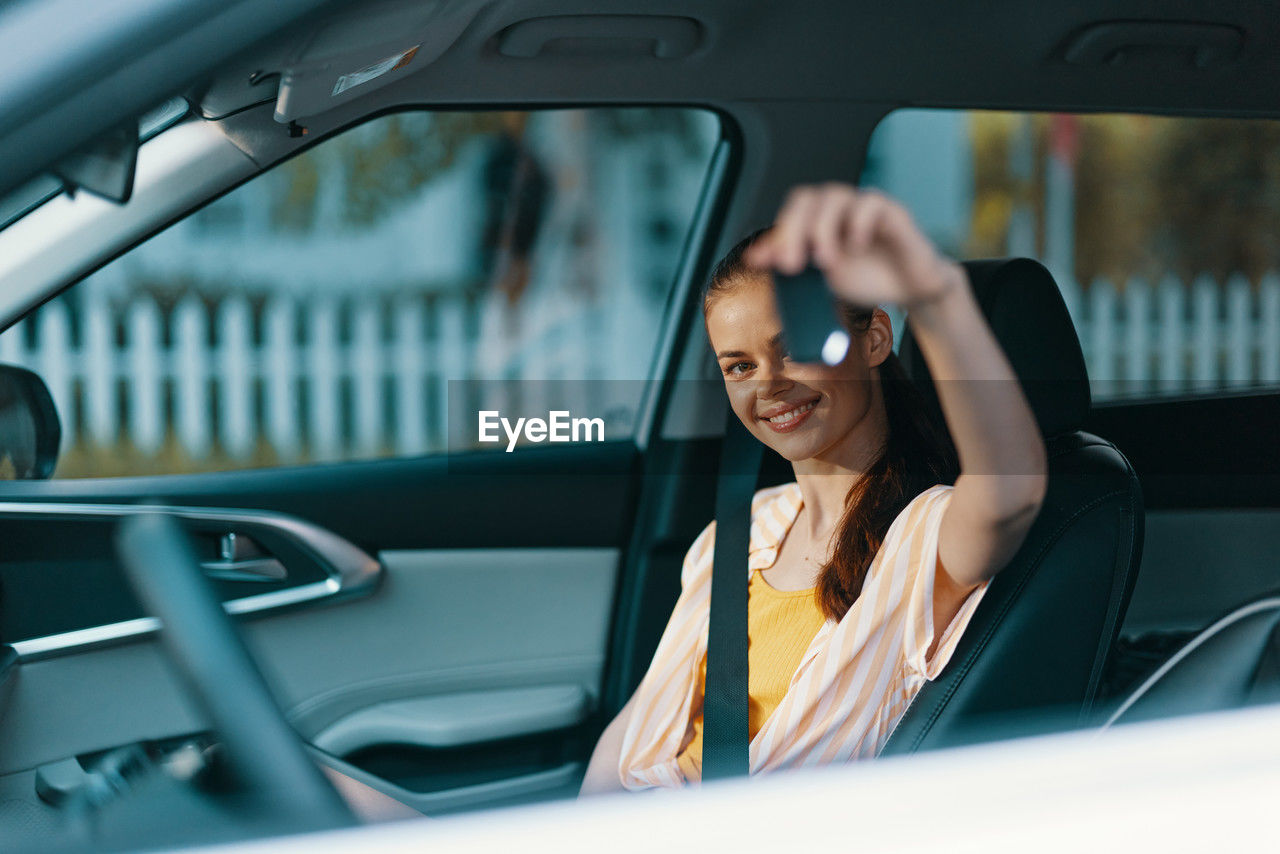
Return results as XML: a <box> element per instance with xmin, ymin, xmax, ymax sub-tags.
<box><xmin>0</xmin><ymin>364</ymin><xmax>60</xmax><ymax>480</ymax></box>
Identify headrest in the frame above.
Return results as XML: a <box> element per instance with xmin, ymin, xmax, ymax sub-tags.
<box><xmin>898</xmin><ymin>258</ymin><xmax>1090</xmax><ymax>438</ymax></box>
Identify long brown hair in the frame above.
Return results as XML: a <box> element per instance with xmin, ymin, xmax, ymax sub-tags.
<box><xmin>704</xmin><ymin>230</ymin><xmax>959</xmax><ymax>621</ymax></box>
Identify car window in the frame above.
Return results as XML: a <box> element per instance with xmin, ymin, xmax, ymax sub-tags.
<box><xmin>0</xmin><ymin>108</ymin><xmax>721</xmax><ymax>477</ymax></box>
<box><xmin>862</xmin><ymin>109</ymin><xmax>1280</xmax><ymax>403</ymax></box>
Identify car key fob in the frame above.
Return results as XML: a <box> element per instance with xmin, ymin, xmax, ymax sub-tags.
<box><xmin>773</xmin><ymin>265</ymin><xmax>849</xmax><ymax>365</ymax></box>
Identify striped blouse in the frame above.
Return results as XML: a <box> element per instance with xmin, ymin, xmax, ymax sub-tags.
<box><xmin>618</xmin><ymin>482</ymin><xmax>988</xmax><ymax>789</ymax></box>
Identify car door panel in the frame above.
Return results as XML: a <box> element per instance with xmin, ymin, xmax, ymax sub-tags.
<box><xmin>0</xmin><ymin>442</ymin><xmax>633</xmax><ymax>814</ymax></box>
<box><xmin>277</xmin><ymin>547</ymin><xmax>617</xmax><ymax>738</ymax></box>
<box><xmin>1085</xmin><ymin>393</ymin><xmax>1280</xmax><ymax>635</ymax></box>
<box><xmin>0</xmin><ymin>545</ymin><xmax>618</xmax><ymax>807</ymax></box>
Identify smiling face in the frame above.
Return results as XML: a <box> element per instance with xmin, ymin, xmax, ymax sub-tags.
<box><xmin>706</xmin><ymin>273</ymin><xmax>894</xmax><ymax>467</ymax></box>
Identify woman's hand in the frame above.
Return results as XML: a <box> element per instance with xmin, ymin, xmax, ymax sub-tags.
<box><xmin>744</xmin><ymin>183</ymin><xmax>965</xmax><ymax>311</ymax></box>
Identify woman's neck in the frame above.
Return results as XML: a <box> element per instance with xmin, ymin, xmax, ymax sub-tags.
<box><xmin>791</xmin><ymin>463</ymin><xmax>860</xmax><ymax>541</ymax></box>
<box><xmin>790</xmin><ymin>394</ymin><xmax>889</xmax><ymax>541</ymax></box>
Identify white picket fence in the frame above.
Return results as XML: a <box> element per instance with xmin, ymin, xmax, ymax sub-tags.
<box><xmin>1058</xmin><ymin>272</ymin><xmax>1280</xmax><ymax>397</ymax></box>
<box><xmin>2</xmin><ymin>271</ymin><xmax>1279</xmax><ymax>467</ymax></box>
<box><xmin>0</xmin><ymin>286</ymin><xmax>653</xmax><ymax>463</ymax></box>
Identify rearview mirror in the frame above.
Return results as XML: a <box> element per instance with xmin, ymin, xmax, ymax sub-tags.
<box><xmin>0</xmin><ymin>364</ymin><xmax>60</xmax><ymax>480</ymax></box>
<box><xmin>51</xmin><ymin>120</ymin><xmax>139</xmax><ymax>204</ymax></box>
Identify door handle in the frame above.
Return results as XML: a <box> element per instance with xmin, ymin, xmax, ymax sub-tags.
<box><xmin>200</xmin><ymin>532</ymin><xmax>287</xmax><ymax>582</ymax></box>
<box><xmin>200</xmin><ymin>557</ymin><xmax>288</xmax><ymax>582</ymax></box>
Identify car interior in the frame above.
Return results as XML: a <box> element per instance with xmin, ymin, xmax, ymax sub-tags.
<box><xmin>1</xmin><ymin>0</ymin><xmax>1279</xmax><ymax>850</ymax></box>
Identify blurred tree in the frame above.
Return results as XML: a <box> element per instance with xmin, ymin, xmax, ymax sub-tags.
<box><xmin>269</xmin><ymin>112</ymin><xmax>507</xmax><ymax>232</ymax></box>
<box><xmin>343</xmin><ymin>112</ymin><xmax>506</xmax><ymax>226</ymax></box>
<box><xmin>265</xmin><ymin>107</ymin><xmax>708</xmax><ymax>239</ymax></box>
<box><xmin>965</xmin><ymin>112</ymin><xmax>1280</xmax><ymax>285</ymax></box>
<box><xmin>270</xmin><ymin>152</ymin><xmax>318</xmax><ymax>233</ymax></box>
<box><xmin>1070</xmin><ymin>114</ymin><xmax>1162</xmax><ymax>283</ymax></box>
<box><xmin>478</xmin><ymin>112</ymin><xmax>550</xmax><ymax>304</ymax></box>
<box><xmin>966</xmin><ymin>112</ymin><xmax>1019</xmax><ymax>258</ymax></box>
<box><xmin>1152</xmin><ymin>119</ymin><xmax>1280</xmax><ymax>281</ymax></box>
<box><xmin>594</xmin><ymin>108</ymin><xmax>708</xmax><ymax>156</ymax></box>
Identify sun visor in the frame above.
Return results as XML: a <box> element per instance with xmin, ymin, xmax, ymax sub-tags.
<box><xmin>198</xmin><ymin>0</ymin><xmax>473</xmax><ymax>123</ymax></box>
<box><xmin>272</xmin><ymin>0</ymin><xmax>472</xmax><ymax>123</ymax></box>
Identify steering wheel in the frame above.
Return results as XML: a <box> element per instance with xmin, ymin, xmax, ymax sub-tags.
<box><xmin>114</xmin><ymin>511</ymin><xmax>354</xmax><ymax>834</ymax></box>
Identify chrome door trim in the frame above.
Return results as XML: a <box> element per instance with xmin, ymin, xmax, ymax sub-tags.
<box><xmin>4</xmin><ymin>502</ymin><xmax>381</xmax><ymax>661</ymax></box>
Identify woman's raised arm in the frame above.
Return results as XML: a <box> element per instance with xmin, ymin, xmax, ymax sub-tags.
<box><xmin>746</xmin><ymin>184</ymin><xmax>1048</xmax><ymax>598</ymax></box>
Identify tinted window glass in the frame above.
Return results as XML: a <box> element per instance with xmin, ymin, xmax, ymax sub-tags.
<box><xmin>863</xmin><ymin>110</ymin><xmax>1280</xmax><ymax>402</ymax></box>
<box><xmin>0</xmin><ymin>108</ymin><xmax>720</xmax><ymax>476</ymax></box>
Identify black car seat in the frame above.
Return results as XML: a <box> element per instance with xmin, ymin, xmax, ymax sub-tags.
<box><xmin>1102</xmin><ymin>595</ymin><xmax>1280</xmax><ymax>727</ymax></box>
<box><xmin>879</xmin><ymin>257</ymin><xmax>1145</xmax><ymax>755</ymax></box>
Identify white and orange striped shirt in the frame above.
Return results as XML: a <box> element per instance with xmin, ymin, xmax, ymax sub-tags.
<box><xmin>619</xmin><ymin>482</ymin><xmax>988</xmax><ymax>789</ymax></box>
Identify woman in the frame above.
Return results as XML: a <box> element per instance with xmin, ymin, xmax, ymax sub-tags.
<box><xmin>580</xmin><ymin>183</ymin><xmax>1047</xmax><ymax>792</ymax></box>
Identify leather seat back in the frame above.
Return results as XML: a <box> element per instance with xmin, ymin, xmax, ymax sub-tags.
<box><xmin>881</xmin><ymin>258</ymin><xmax>1144</xmax><ymax>754</ymax></box>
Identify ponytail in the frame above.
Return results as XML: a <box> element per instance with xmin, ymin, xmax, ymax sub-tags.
<box><xmin>815</xmin><ymin>340</ymin><xmax>957</xmax><ymax>620</ymax></box>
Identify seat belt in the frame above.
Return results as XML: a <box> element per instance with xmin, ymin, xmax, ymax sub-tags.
<box><xmin>701</xmin><ymin>408</ymin><xmax>762</xmax><ymax>781</ymax></box>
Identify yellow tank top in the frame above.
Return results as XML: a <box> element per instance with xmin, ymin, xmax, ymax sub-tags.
<box><xmin>675</xmin><ymin>569</ymin><xmax>827</xmax><ymax>782</ymax></box>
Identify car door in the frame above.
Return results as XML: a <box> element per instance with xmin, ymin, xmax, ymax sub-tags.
<box><xmin>0</xmin><ymin>103</ymin><xmax>731</xmax><ymax>819</ymax></box>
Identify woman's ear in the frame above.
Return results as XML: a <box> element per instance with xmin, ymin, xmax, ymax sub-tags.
<box><xmin>866</xmin><ymin>309</ymin><xmax>894</xmax><ymax>367</ymax></box>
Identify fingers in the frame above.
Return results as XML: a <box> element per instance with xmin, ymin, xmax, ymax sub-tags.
<box><xmin>750</xmin><ymin>187</ymin><xmax>822</xmax><ymax>274</ymax></box>
<box><xmin>809</xmin><ymin>184</ymin><xmax>858</xmax><ymax>269</ymax></box>
<box><xmin>741</xmin><ymin>183</ymin><xmax>955</xmax><ymax>308</ymax></box>
<box><xmin>745</xmin><ymin>184</ymin><xmax>908</xmax><ymax>274</ymax></box>
<box><xmin>843</xmin><ymin>189</ymin><xmax>928</xmax><ymax>263</ymax></box>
